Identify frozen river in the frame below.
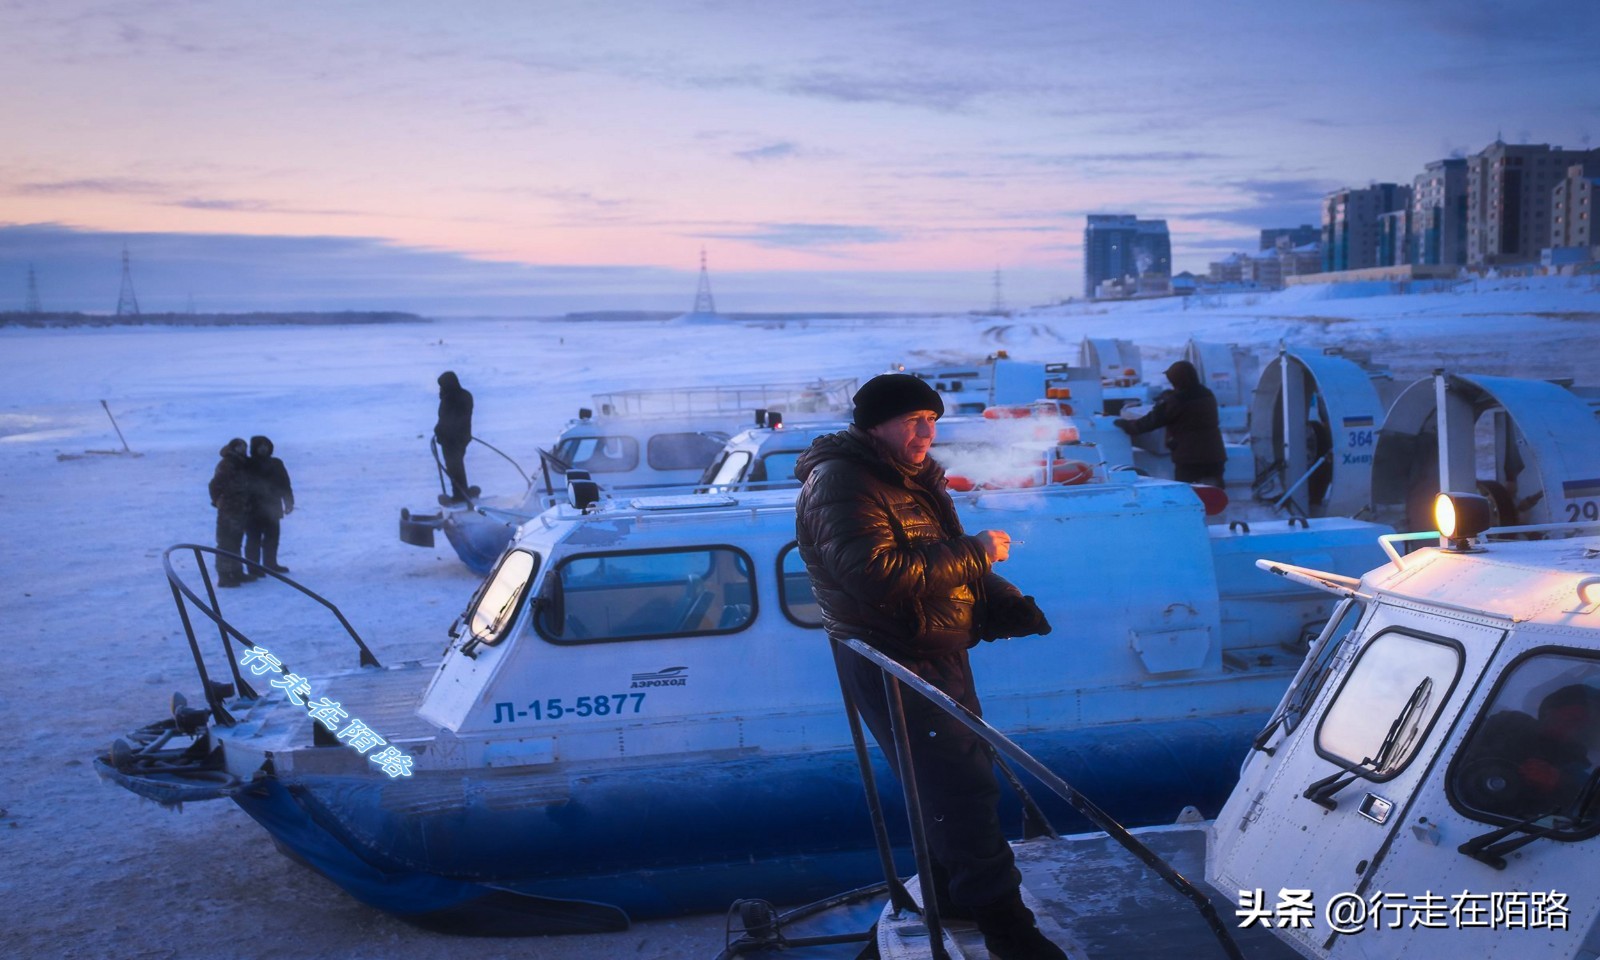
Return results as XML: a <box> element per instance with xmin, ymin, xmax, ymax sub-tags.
<box><xmin>2</xmin><ymin>277</ymin><xmax>1595</xmax><ymax>958</ymax></box>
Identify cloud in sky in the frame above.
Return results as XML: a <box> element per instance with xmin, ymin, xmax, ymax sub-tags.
<box><xmin>0</xmin><ymin>223</ymin><xmax>981</xmax><ymax>315</ymax></box>
<box><xmin>718</xmin><ymin>223</ymin><xmax>900</xmax><ymax>250</ymax></box>
<box><xmin>734</xmin><ymin>141</ymin><xmax>801</xmax><ymax>163</ymax></box>
<box><xmin>15</xmin><ymin>178</ymin><xmax>171</xmax><ymax>196</ymax></box>
<box><xmin>1004</xmin><ymin>151</ymin><xmax>1228</xmax><ymax>167</ymax></box>
<box><xmin>1194</xmin><ymin>178</ymin><xmax>1338</xmax><ymax>229</ymax></box>
<box><xmin>0</xmin><ymin>223</ymin><xmax>654</xmax><ymax>315</ymax></box>
<box><xmin>1</xmin><ymin>0</ymin><xmax>1596</xmax><ymax>308</ymax></box>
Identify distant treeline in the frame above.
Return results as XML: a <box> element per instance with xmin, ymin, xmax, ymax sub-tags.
<box><xmin>562</xmin><ymin>310</ymin><xmax>680</xmax><ymax>322</ymax></box>
<box><xmin>561</xmin><ymin>310</ymin><xmax>948</xmax><ymax>322</ymax></box>
<box><xmin>0</xmin><ymin>310</ymin><xmax>426</xmax><ymax>328</ymax></box>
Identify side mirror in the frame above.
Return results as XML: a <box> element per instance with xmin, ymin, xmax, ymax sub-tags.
<box><xmin>569</xmin><ymin>478</ymin><xmax>600</xmax><ymax>510</ymax></box>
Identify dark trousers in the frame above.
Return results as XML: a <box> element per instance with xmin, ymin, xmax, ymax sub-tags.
<box><xmin>245</xmin><ymin>513</ymin><xmax>281</xmax><ymax>568</ymax></box>
<box><xmin>441</xmin><ymin>441</ymin><xmax>471</xmax><ymax>499</ymax></box>
<box><xmin>1174</xmin><ymin>460</ymin><xmax>1226</xmax><ymax>486</ymax></box>
<box><xmin>838</xmin><ymin>646</ymin><xmax>1018</xmax><ymax>910</ymax></box>
<box><xmin>215</xmin><ymin>513</ymin><xmax>245</xmax><ymax>582</ymax></box>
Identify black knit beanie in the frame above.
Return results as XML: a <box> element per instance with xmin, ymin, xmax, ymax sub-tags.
<box><xmin>852</xmin><ymin>374</ymin><xmax>945</xmax><ymax>429</ymax></box>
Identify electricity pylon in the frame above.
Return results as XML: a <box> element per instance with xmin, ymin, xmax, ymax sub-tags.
<box><xmin>116</xmin><ymin>246</ymin><xmax>141</xmax><ymax>316</ymax></box>
<box><xmin>691</xmin><ymin>248</ymin><xmax>717</xmax><ymax>315</ymax></box>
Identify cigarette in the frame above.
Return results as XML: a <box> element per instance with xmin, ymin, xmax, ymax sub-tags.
<box><xmin>1010</xmin><ymin>540</ymin><xmax>1026</xmax><ymax>546</ymax></box>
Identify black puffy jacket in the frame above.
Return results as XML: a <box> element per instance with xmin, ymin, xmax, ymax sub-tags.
<box><xmin>248</xmin><ymin>435</ymin><xmax>295</xmax><ymax>520</ymax></box>
<box><xmin>794</xmin><ymin>427</ymin><xmax>1021</xmax><ymax>662</ymax></box>
<box><xmin>1120</xmin><ymin>362</ymin><xmax>1226</xmax><ymax>466</ymax></box>
<box><xmin>435</xmin><ymin>372</ymin><xmax>474</xmax><ymax>447</ymax></box>
<box><xmin>208</xmin><ymin>439</ymin><xmax>252</xmax><ymax>518</ymax></box>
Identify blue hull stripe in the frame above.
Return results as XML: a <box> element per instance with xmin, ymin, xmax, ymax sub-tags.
<box><xmin>229</xmin><ymin>713</ymin><xmax>1265</xmax><ymax>929</ymax></box>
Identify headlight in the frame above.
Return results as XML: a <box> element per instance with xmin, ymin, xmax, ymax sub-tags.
<box><xmin>1435</xmin><ymin>491</ymin><xmax>1492</xmax><ymax>548</ymax></box>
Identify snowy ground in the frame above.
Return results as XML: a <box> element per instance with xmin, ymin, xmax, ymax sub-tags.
<box><xmin>1</xmin><ymin>276</ymin><xmax>1596</xmax><ymax>958</ymax></box>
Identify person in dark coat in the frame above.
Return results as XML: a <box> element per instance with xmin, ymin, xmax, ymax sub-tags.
<box><xmin>1115</xmin><ymin>359</ymin><xmax>1227</xmax><ymax>486</ymax></box>
<box><xmin>208</xmin><ymin>438</ymin><xmax>251</xmax><ymax>587</ymax></box>
<box><xmin>794</xmin><ymin>374</ymin><xmax>1063</xmax><ymax>960</ymax></box>
<box><xmin>245</xmin><ymin>435</ymin><xmax>295</xmax><ymax>574</ymax></box>
<box><xmin>434</xmin><ymin>371</ymin><xmax>477</xmax><ymax>503</ymax></box>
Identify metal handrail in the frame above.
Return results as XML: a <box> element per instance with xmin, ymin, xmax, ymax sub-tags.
<box><xmin>162</xmin><ymin>544</ymin><xmax>382</xmax><ymax>726</ymax></box>
<box><xmin>484</xmin><ymin>476</ymin><xmax>809</xmax><ymax>524</ymax></box>
<box><xmin>592</xmin><ymin>377</ymin><xmax>858</xmax><ymax>417</ymax></box>
<box><xmin>534</xmin><ymin>447</ymin><xmax>570</xmax><ymax>499</ymax></box>
<box><xmin>428</xmin><ymin>434</ymin><xmax>530</xmax><ymax>501</ymax></box>
<box><xmin>835</xmin><ymin>637</ymin><xmax>1246</xmax><ymax>960</ymax></box>
<box><xmin>1272</xmin><ymin>454</ymin><xmax>1327</xmax><ymax>517</ymax></box>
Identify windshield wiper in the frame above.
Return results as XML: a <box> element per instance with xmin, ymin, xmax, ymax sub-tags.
<box><xmin>1459</xmin><ymin>767</ymin><xmax>1600</xmax><ymax>869</ymax></box>
<box><xmin>1304</xmin><ymin>677</ymin><xmax>1433</xmax><ymax>810</ymax></box>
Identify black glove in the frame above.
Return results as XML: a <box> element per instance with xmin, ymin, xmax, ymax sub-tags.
<box><xmin>1114</xmin><ymin>418</ymin><xmax>1137</xmax><ymax>435</ymax></box>
<box><xmin>979</xmin><ymin>595</ymin><xmax>1053</xmax><ymax>641</ymax></box>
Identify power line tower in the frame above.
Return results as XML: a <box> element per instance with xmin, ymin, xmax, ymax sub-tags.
<box><xmin>990</xmin><ymin>266</ymin><xmax>1009</xmax><ymax>316</ymax></box>
<box><xmin>691</xmin><ymin>247</ymin><xmax>717</xmax><ymax>315</ymax></box>
<box><xmin>116</xmin><ymin>246</ymin><xmax>141</xmax><ymax>317</ymax></box>
<box><xmin>24</xmin><ymin>264</ymin><xmax>42</xmax><ymax>313</ymax></box>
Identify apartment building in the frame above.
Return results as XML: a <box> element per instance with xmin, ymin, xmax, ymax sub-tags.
<box><xmin>1378</xmin><ymin>208</ymin><xmax>1411</xmax><ymax>266</ymax></box>
<box><xmin>1410</xmin><ymin>158</ymin><xmax>1468</xmax><ymax>266</ymax></box>
<box><xmin>1083</xmin><ymin>215</ymin><xmax>1171</xmax><ymax>298</ymax></box>
<box><xmin>1551</xmin><ymin>162</ymin><xmax>1600</xmax><ymax>250</ymax></box>
<box><xmin>1323</xmin><ymin>183</ymin><xmax>1410</xmax><ymax>272</ymax></box>
<box><xmin>1465</xmin><ymin>140</ymin><xmax>1600</xmax><ymax>266</ymax></box>
<box><xmin>1209</xmin><ymin>238</ymin><xmax>1320</xmax><ymax>289</ymax></box>
<box><xmin>1259</xmin><ymin>225</ymin><xmax>1319</xmax><ymax>251</ymax></box>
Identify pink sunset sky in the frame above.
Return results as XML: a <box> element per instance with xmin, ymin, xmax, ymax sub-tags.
<box><xmin>2</xmin><ymin>0</ymin><xmax>1596</xmax><ymax>313</ymax></box>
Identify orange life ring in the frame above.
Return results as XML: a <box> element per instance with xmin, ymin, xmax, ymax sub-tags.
<box><xmin>950</xmin><ymin>459</ymin><xmax>1094</xmax><ymax>491</ymax></box>
<box><xmin>1191</xmin><ymin>483</ymin><xmax>1229</xmax><ymax>516</ymax></box>
<box><xmin>1050</xmin><ymin>460</ymin><xmax>1094</xmax><ymax>485</ymax></box>
<box><xmin>982</xmin><ymin>400</ymin><xmax>1073</xmax><ymax>420</ymax></box>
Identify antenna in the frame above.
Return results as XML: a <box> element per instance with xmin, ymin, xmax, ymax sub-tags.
<box><xmin>116</xmin><ymin>246</ymin><xmax>141</xmax><ymax>317</ymax></box>
<box><xmin>691</xmin><ymin>247</ymin><xmax>717</xmax><ymax>315</ymax></box>
<box><xmin>24</xmin><ymin>264</ymin><xmax>42</xmax><ymax>314</ymax></box>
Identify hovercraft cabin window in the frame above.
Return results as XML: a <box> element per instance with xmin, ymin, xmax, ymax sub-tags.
<box><xmin>761</xmin><ymin>451</ymin><xmax>803</xmax><ymax>484</ymax></box>
<box><xmin>778</xmin><ymin>543</ymin><xmax>823</xmax><ymax>628</ymax></box>
<box><xmin>648</xmin><ymin>432</ymin><xmax>728</xmax><ymax>471</ymax></box>
<box><xmin>554</xmin><ymin>435</ymin><xmax>639</xmax><ymax>473</ymax></box>
<box><xmin>1447</xmin><ymin>650</ymin><xmax>1600</xmax><ymax>839</ymax></box>
<box><xmin>467</xmin><ymin>549</ymin><xmax>539</xmax><ymax>647</ymax></box>
<box><xmin>702</xmin><ymin>450</ymin><xmax>752</xmax><ymax>488</ymax></box>
<box><xmin>1315</xmin><ymin>629</ymin><xmax>1462</xmax><ymax>781</ymax></box>
<box><xmin>535</xmin><ymin>546</ymin><xmax>756</xmax><ymax>644</ymax></box>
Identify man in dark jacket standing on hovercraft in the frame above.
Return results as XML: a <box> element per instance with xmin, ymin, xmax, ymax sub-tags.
<box><xmin>1115</xmin><ymin>358</ymin><xmax>1227</xmax><ymax>487</ymax></box>
<box><xmin>794</xmin><ymin>373</ymin><xmax>1064</xmax><ymax>960</ymax></box>
<box><xmin>434</xmin><ymin>370</ymin><xmax>478</xmax><ymax>504</ymax></box>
